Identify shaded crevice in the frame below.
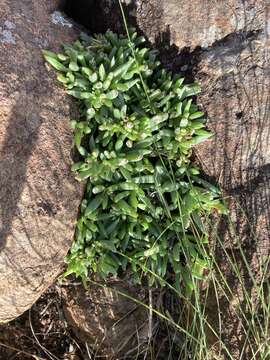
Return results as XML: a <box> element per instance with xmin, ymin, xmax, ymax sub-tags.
<box><xmin>59</xmin><ymin>0</ymin><xmax>124</xmax><ymax>34</ymax></box>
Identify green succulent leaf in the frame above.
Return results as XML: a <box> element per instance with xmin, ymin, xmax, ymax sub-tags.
<box><xmin>43</xmin><ymin>53</ymin><xmax>68</xmax><ymax>72</ymax></box>
<box><xmin>43</xmin><ymin>29</ymin><xmax>225</xmax><ymax>293</ymax></box>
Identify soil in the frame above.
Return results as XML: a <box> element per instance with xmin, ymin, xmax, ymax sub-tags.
<box><xmin>0</xmin><ymin>281</ymin><xmax>181</xmax><ymax>360</ymax></box>
<box><xmin>0</xmin><ymin>284</ymin><xmax>86</xmax><ymax>360</ymax></box>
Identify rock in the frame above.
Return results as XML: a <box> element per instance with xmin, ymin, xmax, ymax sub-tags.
<box><xmin>195</xmin><ymin>29</ymin><xmax>270</xmax><ymax>247</ymax></box>
<box><xmin>193</xmin><ymin>12</ymin><xmax>270</xmax><ymax>358</ymax></box>
<box><xmin>131</xmin><ymin>0</ymin><xmax>267</xmax><ymax>49</ymax></box>
<box><xmin>0</xmin><ymin>1</ymin><xmax>82</xmax><ymax>322</ymax></box>
<box><xmin>75</xmin><ymin>1</ymin><xmax>267</xmax><ymax>47</ymax></box>
<box><xmin>62</xmin><ymin>279</ymin><xmax>149</xmax><ymax>358</ymax></box>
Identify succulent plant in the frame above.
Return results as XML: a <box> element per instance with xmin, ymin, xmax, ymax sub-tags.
<box><xmin>43</xmin><ymin>30</ymin><xmax>225</xmax><ymax>291</ymax></box>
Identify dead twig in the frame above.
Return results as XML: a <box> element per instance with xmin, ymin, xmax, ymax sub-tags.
<box><xmin>28</xmin><ymin>310</ymin><xmax>59</xmax><ymax>360</ymax></box>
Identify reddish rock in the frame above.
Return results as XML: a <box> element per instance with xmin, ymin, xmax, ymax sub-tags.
<box><xmin>0</xmin><ymin>1</ymin><xmax>82</xmax><ymax>322</ymax></box>
<box><xmin>62</xmin><ymin>279</ymin><xmax>149</xmax><ymax>358</ymax></box>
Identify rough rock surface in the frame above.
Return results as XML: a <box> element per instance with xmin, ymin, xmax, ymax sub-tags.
<box><xmin>0</xmin><ymin>1</ymin><xmax>82</xmax><ymax>323</ymax></box>
<box><xmin>129</xmin><ymin>0</ymin><xmax>268</xmax><ymax>48</ymax></box>
<box><xmin>62</xmin><ymin>279</ymin><xmax>149</xmax><ymax>358</ymax></box>
<box><xmin>196</xmin><ymin>30</ymin><xmax>269</xmax><ymax>249</ymax></box>
<box><xmin>193</xmin><ymin>9</ymin><xmax>269</xmax><ymax>357</ymax></box>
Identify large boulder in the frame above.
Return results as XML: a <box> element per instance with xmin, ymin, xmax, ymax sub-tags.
<box><xmin>192</xmin><ymin>9</ymin><xmax>269</xmax><ymax>357</ymax></box>
<box><xmin>0</xmin><ymin>1</ymin><xmax>82</xmax><ymax>322</ymax></box>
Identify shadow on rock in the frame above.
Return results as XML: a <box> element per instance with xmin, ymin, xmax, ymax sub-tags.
<box><xmin>0</xmin><ymin>100</ymin><xmax>43</xmax><ymax>252</ymax></box>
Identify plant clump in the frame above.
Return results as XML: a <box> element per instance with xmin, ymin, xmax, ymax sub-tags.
<box><xmin>43</xmin><ymin>30</ymin><xmax>225</xmax><ymax>291</ymax></box>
